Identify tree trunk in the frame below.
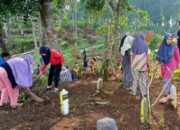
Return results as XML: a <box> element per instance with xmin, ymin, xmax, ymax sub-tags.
<box><xmin>71</xmin><ymin>0</ymin><xmax>78</xmax><ymax>46</ymax></box>
<box><xmin>40</xmin><ymin>0</ymin><xmax>51</xmax><ymax>30</ymax></box>
<box><xmin>0</xmin><ymin>24</ymin><xmax>7</xmax><ymax>51</ymax></box>
<box><xmin>38</xmin><ymin>14</ymin><xmax>43</xmax><ymax>47</ymax></box>
<box><xmin>40</xmin><ymin>0</ymin><xmax>57</xmax><ymax>49</ymax></box>
<box><xmin>2</xmin><ymin>23</ymin><xmax>10</xmax><ymax>45</ymax></box>
<box><xmin>109</xmin><ymin>0</ymin><xmax>122</xmax><ymax>53</ymax></box>
<box><xmin>58</xmin><ymin>9</ymin><xmax>62</xmax><ymax>28</ymax></box>
<box><xmin>74</xmin><ymin>0</ymin><xmax>78</xmax><ymax>46</ymax></box>
<box><xmin>3</xmin><ymin>23</ymin><xmax>9</xmax><ymax>38</ymax></box>
<box><xmin>7</xmin><ymin>19</ymin><xmax>11</xmax><ymax>39</ymax></box>
<box><xmin>18</xmin><ymin>23</ymin><xmax>24</xmax><ymax>35</ymax></box>
<box><xmin>32</xmin><ymin>21</ymin><xmax>38</xmax><ymax>49</ymax></box>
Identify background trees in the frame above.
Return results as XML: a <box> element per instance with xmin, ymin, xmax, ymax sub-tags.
<box><xmin>0</xmin><ymin>0</ymin><xmax>179</xmax><ymax>53</ymax></box>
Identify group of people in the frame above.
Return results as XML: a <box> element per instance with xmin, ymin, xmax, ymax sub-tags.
<box><xmin>120</xmin><ymin>25</ymin><xmax>180</xmax><ymax>104</ymax></box>
<box><xmin>0</xmin><ymin>44</ymin><xmax>100</xmax><ymax>108</ymax></box>
<box><xmin>1</xmin><ymin>22</ymin><xmax>180</xmax><ymax>109</ymax></box>
<box><xmin>0</xmin><ymin>46</ymin><xmax>64</xmax><ymax>108</ymax></box>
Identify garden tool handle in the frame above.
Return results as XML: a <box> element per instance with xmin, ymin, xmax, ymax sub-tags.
<box><xmin>152</xmin><ymin>66</ymin><xmax>173</xmax><ymax>108</ymax></box>
<box><xmin>33</xmin><ymin>74</ymin><xmax>42</xmax><ymax>83</ymax></box>
<box><xmin>166</xmin><ymin>66</ymin><xmax>174</xmax><ymax>83</ymax></box>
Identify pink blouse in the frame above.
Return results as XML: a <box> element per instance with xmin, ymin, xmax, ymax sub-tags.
<box><xmin>161</xmin><ymin>44</ymin><xmax>180</xmax><ymax>78</ymax></box>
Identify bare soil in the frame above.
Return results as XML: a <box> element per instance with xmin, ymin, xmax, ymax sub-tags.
<box><xmin>0</xmin><ymin>74</ymin><xmax>180</xmax><ymax>130</ymax></box>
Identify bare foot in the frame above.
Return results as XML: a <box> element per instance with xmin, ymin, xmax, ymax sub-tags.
<box><xmin>135</xmin><ymin>95</ymin><xmax>141</xmax><ymax>100</ymax></box>
<box><xmin>159</xmin><ymin>97</ymin><xmax>167</xmax><ymax>104</ymax></box>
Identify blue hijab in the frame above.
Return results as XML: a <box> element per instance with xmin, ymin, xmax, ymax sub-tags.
<box><xmin>156</xmin><ymin>33</ymin><xmax>174</xmax><ymax>64</ymax></box>
<box><xmin>131</xmin><ymin>33</ymin><xmax>148</xmax><ymax>54</ymax></box>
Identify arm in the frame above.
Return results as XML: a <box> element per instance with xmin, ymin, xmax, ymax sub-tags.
<box><xmin>61</xmin><ymin>55</ymin><xmax>64</xmax><ymax>65</ymax></box>
<box><xmin>174</xmin><ymin>46</ymin><xmax>180</xmax><ymax>68</ymax></box>
<box><xmin>152</xmin><ymin>60</ymin><xmax>160</xmax><ymax>72</ymax></box>
<box><xmin>130</xmin><ymin>54</ymin><xmax>134</xmax><ymax>67</ymax></box>
<box><xmin>58</xmin><ymin>53</ymin><xmax>64</xmax><ymax>68</ymax></box>
<box><xmin>40</xmin><ymin>63</ymin><xmax>47</xmax><ymax>74</ymax></box>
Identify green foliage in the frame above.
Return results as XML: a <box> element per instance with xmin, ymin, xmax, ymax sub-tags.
<box><xmin>54</xmin><ymin>26</ymin><xmax>61</xmax><ymax>33</ymax></box>
<box><xmin>96</xmin><ymin>20</ymin><xmax>114</xmax><ymax>35</ymax></box>
<box><xmin>96</xmin><ymin>25</ymin><xmax>108</xmax><ymax>35</ymax></box>
<box><xmin>149</xmin><ymin>34</ymin><xmax>163</xmax><ymax>51</ymax></box>
<box><xmin>77</xmin><ymin>19</ymin><xmax>86</xmax><ymax>26</ymax></box>
<box><xmin>0</xmin><ymin>0</ymin><xmax>40</xmax><ymax>22</ymax></box>
<box><xmin>32</xmin><ymin>76</ymin><xmax>47</xmax><ymax>91</ymax></box>
<box><xmin>81</xmin><ymin>0</ymin><xmax>105</xmax><ymax>12</ymax></box>
<box><xmin>131</xmin><ymin>8</ymin><xmax>149</xmax><ymax>26</ymax></box>
<box><xmin>8</xmin><ymin>35</ymin><xmax>34</xmax><ymax>54</ymax></box>
<box><xmin>118</xmin><ymin>14</ymin><xmax>128</xmax><ymax>31</ymax></box>
<box><xmin>59</xmin><ymin>40</ymin><xmax>69</xmax><ymax>49</ymax></box>
<box><xmin>62</xmin><ymin>14</ymin><xmax>72</xmax><ymax>26</ymax></box>
<box><xmin>52</xmin><ymin>0</ymin><xmax>64</xmax><ymax>5</ymax></box>
<box><xmin>96</xmin><ymin>61</ymin><xmax>103</xmax><ymax>73</ymax></box>
<box><xmin>18</xmin><ymin>92</ymin><xmax>26</xmax><ymax>103</ymax></box>
<box><xmin>130</xmin><ymin>0</ymin><xmax>180</xmax><ymax>30</ymax></box>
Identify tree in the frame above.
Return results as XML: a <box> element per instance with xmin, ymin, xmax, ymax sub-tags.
<box><xmin>81</xmin><ymin>0</ymin><xmax>131</xmax><ymax>49</ymax></box>
<box><xmin>0</xmin><ymin>0</ymin><xmax>39</xmax><ymax>51</ymax></box>
<box><xmin>130</xmin><ymin>0</ymin><xmax>180</xmax><ymax>30</ymax></box>
<box><xmin>0</xmin><ymin>0</ymin><xmax>67</xmax><ymax>50</ymax></box>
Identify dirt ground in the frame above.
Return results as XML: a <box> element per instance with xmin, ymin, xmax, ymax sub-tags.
<box><xmin>0</xmin><ymin>74</ymin><xmax>180</xmax><ymax>130</ymax></box>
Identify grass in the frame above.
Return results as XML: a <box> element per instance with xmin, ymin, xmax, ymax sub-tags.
<box><xmin>59</xmin><ymin>35</ymin><xmax>105</xmax><ymax>65</ymax></box>
<box><xmin>7</xmin><ymin>32</ymin><xmax>105</xmax><ymax>66</ymax></box>
<box><xmin>12</xmin><ymin>34</ymin><xmax>33</xmax><ymax>43</ymax></box>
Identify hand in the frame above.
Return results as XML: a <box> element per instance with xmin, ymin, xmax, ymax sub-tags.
<box><xmin>63</xmin><ymin>65</ymin><xmax>66</xmax><ymax>69</ymax></box>
<box><xmin>154</xmin><ymin>61</ymin><xmax>159</xmax><ymax>66</ymax></box>
<box><xmin>178</xmin><ymin>64</ymin><xmax>180</xmax><ymax>69</ymax></box>
<box><xmin>152</xmin><ymin>65</ymin><xmax>157</xmax><ymax>72</ymax></box>
<box><xmin>62</xmin><ymin>64</ymin><xmax>66</xmax><ymax>69</ymax></box>
<box><xmin>39</xmin><ymin>71</ymin><xmax>44</xmax><ymax>75</ymax></box>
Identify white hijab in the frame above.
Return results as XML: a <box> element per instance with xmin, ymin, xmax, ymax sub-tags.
<box><xmin>120</xmin><ymin>36</ymin><xmax>134</xmax><ymax>56</ymax></box>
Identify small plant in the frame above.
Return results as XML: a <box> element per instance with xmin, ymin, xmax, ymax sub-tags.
<box><xmin>18</xmin><ymin>92</ymin><xmax>26</xmax><ymax>103</ymax></box>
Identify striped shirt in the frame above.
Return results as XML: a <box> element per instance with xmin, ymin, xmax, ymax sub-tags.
<box><xmin>131</xmin><ymin>49</ymin><xmax>150</xmax><ymax>71</ymax></box>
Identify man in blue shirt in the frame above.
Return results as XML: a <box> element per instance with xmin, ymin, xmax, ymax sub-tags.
<box><xmin>0</xmin><ymin>51</ymin><xmax>10</xmax><ymax>65</ymax></box>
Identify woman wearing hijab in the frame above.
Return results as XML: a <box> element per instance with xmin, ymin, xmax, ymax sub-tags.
<box><xmin>155</xmin><ymin>33</ymin><xmax>180</xmax><ymax>103</ymax></box>
<box><xmin>0</xmin><ymin>55</ymin><xmax>34</xmax><ymax>108</ymax></box>
<box><xmin>39</xmin><ymin>46</ymin><xmax>64</xmax><ymax>92</ymax></box>
<box><xmin>0</xmin><ymin>51</ymin><xmax>10</xmax><ymax>65</ymax></box>
<box><xmin>120</xmin><ymin>35</ymin><xmax>134</xmax><ymax>89</ymax></box>
<box><xmin>131</xmin><ymin>33</ymin><xmax>150</xmax><ymax>96</ymax></box>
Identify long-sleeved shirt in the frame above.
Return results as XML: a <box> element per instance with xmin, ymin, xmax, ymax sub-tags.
<box><xmin>0</xmin><ymin>57</ymin><xmax>5</xmax><ymax>65</ymax></box>
<box><xmin>161</xmin><ymin>44</ymin><xmax>180</xmax><ymax>78</ymax></box>
<box><xmin>40</xmin><ymin>50</ymin><xmax>64</xmax><ymax>73</ymax></box>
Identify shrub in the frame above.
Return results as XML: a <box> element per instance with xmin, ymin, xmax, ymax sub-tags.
<box><xmin>149</xmin><ymin>34</ymin><xmax>163</xmax><ymax>51</ymax></box>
